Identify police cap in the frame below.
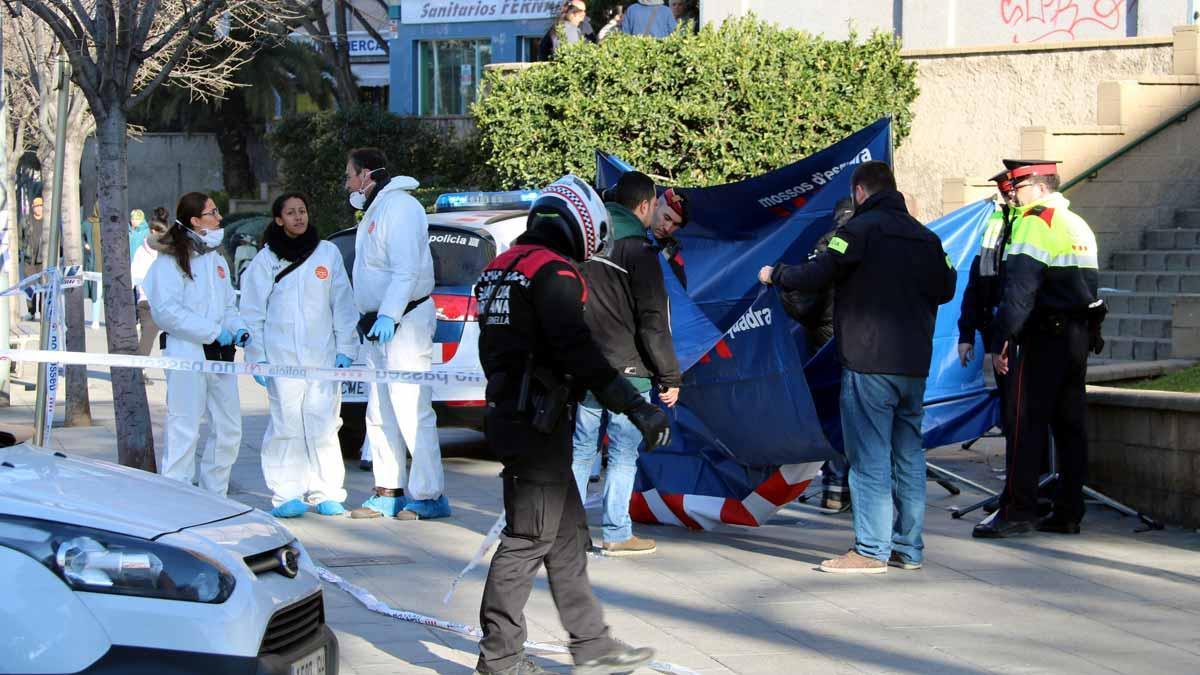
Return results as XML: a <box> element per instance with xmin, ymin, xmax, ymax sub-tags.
<box><xmin>988</xmin><ymin>169</ymin><xmax>1014</xmax><ymax>193</ymax></box>
<box><xmin>1002</xmin><ymin>159</ymin><xmax>1061</xmax><ymax>185</ymax></box>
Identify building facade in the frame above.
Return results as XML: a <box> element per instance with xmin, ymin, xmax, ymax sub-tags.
<box><xmin>386</xmin><ymin>0</ymin><xmax>560</xmax><ymax>115</ymax></box>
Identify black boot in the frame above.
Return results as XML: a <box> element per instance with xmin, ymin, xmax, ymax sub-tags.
<box><xmin>973</xmin><ymin>517</ymin><xmax>1034</xmax><ymax>539</ymax></box>
<box><xmin>1036</xmin><ymin>513</ymin><xmax>1081</xmax><ymax>534</ymax></box>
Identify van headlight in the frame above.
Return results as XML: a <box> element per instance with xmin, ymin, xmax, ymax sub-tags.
<box><xmin>0</xmin><ymin>515</ymin><xmax>235</xmax><ymax>603</ymax></box>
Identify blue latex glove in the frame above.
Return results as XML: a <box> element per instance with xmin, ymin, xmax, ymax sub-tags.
<box><xmin>367</xmin><ymin>314</ymin><xmax>396</xmax><ymax>344</ymax></box>
<box><xmin>215</xmin><ymin>329</ymin><xmax>235</xmax><ymax>346</ymax></box>
<box><xmin>234</xmin><ymin>329</ymin><xmax>250</xmax><ymax>347</ymax></box>
<box><xmin>335</xmin><ymin>353</ymin><xmax>353</xmax><ymax>368</ymax></box>
<box><xmin>254</xmin><ymin>361</ymin><xmax>268</xmax><ymax>387</ymax></box>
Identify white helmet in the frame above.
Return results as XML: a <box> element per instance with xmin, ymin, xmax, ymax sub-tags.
<box><xmin>527</xmin><ymin>175</ymin><xmax>610</xmax><ymax>261</ymax></box>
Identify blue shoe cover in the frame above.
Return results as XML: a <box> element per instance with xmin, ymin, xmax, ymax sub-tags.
<box><xmin>315</xmin><ymin>500</ymin><xmax>346</xmax><ymax>516</ymax></box>
<box><xmin>360</xmin><ymin>494</ymin><xmax>406</xmax><ymax>517</ymax></box>
<box><xmin>271</xmin><ymin>499</ymin><xmax>308</xmax><ymax>518</ymax></box>
<box><xmin>402</xmin><ymin>496</ymin><xmax>452</xmax><ymax>519</ymax></box>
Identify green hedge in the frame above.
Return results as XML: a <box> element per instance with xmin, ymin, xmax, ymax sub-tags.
<box><xmin>269</xmin><ymin>105</ymin><xmax>484</xmax><ymax>234</ymax></box>
<box><xmin>472</xmin><ymin>16</ymin><xmax>918</xmax><ymax>188</ymax></box>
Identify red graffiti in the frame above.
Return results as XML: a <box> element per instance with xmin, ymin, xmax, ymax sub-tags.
<box><xmin>999</xmin><ymin>0</ymin><xmax>1123</xmax><ymax>44</ymax></box>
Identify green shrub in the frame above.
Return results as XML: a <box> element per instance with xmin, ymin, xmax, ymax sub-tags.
<box><xmin>472</xmin><ymin>16</ymin><xmax>918</xmax><ymax>188</ymax></box>
<box><xmin>269</xmin><ymin>105</ymin><xmax>487</xmax><ymax>234</ymax></box>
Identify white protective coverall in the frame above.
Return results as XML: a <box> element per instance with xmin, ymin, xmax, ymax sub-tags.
<box><xmin>241</xmin><ymin>240</ymin><xmax>358</xmax><ymax>507</ymax></box>
<box><xmin>354</xmin><ymin>177</ymin><xmax>443</xmax><ymax>499</ymax></box>
<box><xmin>143</xmin><ymin>249</ymin><xmax>247</xmax><ymax>495</ymax></box>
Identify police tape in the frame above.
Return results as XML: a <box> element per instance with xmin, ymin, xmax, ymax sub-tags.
<box><xmin>0</xmin><ymin>349</ymin><xmax>488</xmax><ymax>400</ymax></box>
<box><xmin>443</xmin><ymin>493</ymin><xmax>606</xmax><ymax>605</ymax></box>
<box><xmin>317</xmin><ymin>566</ymin><xmax>699</xmax><ymax>675</ymax></box>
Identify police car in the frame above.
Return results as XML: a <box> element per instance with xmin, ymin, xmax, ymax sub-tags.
<box><xmin>330</xmin><ymin>191</ymin><xmax>532</xmax><ymax>456</ymax></box>
<box><xmin>0</xmin><ymin>443</ymin><xmax>337</xmax><ymax>674</ymax></box>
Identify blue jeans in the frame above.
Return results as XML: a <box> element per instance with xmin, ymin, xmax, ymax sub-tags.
<box><xmin>571</xmin><ymin>392</ymin><xmax>649</xmax><ymax>544</ymax></box>
<box><xmin>840</xmin><ymin>369</ymin><xmax>927</xmax><ymax>564</ymax></box>
<box><xmin>821</xmin><ymin>454</ymin><xmax>850</xmax><ymax>491</ymax></box>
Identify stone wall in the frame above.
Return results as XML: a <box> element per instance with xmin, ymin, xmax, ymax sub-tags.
<box><xmin>1086</xmin><ymin>386</ymin><xmax>1200</xmax><ymax>529</ymax></box>
<box><xmin>894</xmin><ymin>38</ymin><xmax>1174</xmax><ymax>223</ymax></box>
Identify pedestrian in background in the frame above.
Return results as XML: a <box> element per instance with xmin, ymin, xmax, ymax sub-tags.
<box><xmin>129</xmin><ymin>208</ymin><xmax>149</xmax><ymax>262</ymax></box>
<box><xmin>131</xmin><ymin>207</ymin><xmax>169</xmax><ymax>357</ymax></box>
<box><xmin>572</xmin><ymin>171</ymin><xmax>682</xmax><ymax>557</ymax></box>
<box><xmin>622</xmin><ymin>0</ymin><xmax>676</xmax><ymax>37</ymax></box>
<box><xmin>760</xmin><ymin>162</ymin><xmax>956</xmax><ymax>574</ymax></box>
<box><xmin>538</xmin><ymin>0</ymin><xmax>592</xmax><ymax>60</ymax></box>
<box><xmin>143</xmin><ymin>192</ymin><xmax>249</xmax><ymax>496</ymax></box>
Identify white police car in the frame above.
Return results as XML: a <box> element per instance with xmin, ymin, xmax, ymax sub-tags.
<box><xmin>330</xmin><ymin>191</ymin><xmax>533</xmax><ymax>455</ymax></box>
<box><xmin>0</xmin><ymin>443</ymin><xmax>337</xmax><ymax>674</ymax></box>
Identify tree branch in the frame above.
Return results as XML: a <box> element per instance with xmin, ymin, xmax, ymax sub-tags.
<box><xmin>17</xmin><ymin>0</ymin><xmax>106</xmax><ymax>116</ymax></box>
<box><xmin>346</xmin><ymin>1</ymin><xmax>388</xmax><ymax>56</ymax></box>
<box><xmin>125</xmin><ymin>1</ymin><xmax>222</xmax><ymax>108</ymax></box>
<box><xmin>138</xmin><ymin>0</ymin><xmax>221</xmax><ymax>59</ymax></box>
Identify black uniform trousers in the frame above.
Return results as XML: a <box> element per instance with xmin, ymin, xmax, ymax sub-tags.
<box><xmin>1000</xmin><ymin>317</ymin><xmax>1089</xmax><ymax>524</ymax></box>
<box><xmin>477</xmin><ymin>412</ymin><xmax>618</xmax><ymax>673</ymax></box>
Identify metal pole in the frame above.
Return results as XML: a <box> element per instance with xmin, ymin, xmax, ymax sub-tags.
<box><xmin>33</xmin><ymin>49</ymin><xmax>71</xmax><ymax>445</ymax></box>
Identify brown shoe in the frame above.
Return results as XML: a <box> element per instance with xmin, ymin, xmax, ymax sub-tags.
<box><xmin>601</xmin><ymin>536</ymin><xmax>657</xmax><ymax>557</ymax></box>
<box><xmin>819</xmin><ymin>550</ymin><xmax>887</xmax><ymax>574</ymax></box>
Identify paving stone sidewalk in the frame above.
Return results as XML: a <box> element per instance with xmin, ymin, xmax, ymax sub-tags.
<box><xmin>4</xmin><ymin>327</ymin><xmax>1199</xmax><ymax>674</ymax></box>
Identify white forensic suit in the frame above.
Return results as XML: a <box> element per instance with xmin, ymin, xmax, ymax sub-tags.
<box><xmin>143</xmin><ymin>249</ymin><xmax>247</xmax><ymax>495</ymax></box>
<box><xmin>240</xmin><ymin>240</ymin><xmax>358</xmax><ymax>507</ymax></box>
<box><xmin>354</xmin><ymin>177</ymin><xmax>443</xmax><ymax>499</ymax></box>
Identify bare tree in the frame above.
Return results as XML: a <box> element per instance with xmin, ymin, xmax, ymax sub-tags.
<box><xmin>15</xmin><ymin>0</ymin><xmax>291</xmax><ymax>469</ymax></box>
<box><xmin>6</xmin><ymin>15</ymin><xmax>95</xmax><ymax>426</ymax></box>
<box><xmin>2</xmin><ymin>63</ymin><xmax>35</xmax><ymax>327</ymax></box>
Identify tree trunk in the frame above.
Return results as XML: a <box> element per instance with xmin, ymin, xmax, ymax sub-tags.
<box><xmin>94</xmin><ymin>109</ymin><xmax>154</xmax><ymax>471</ymax></box>
<box><xmin>5</xmin><ymin>171</ymin><xmax>20</xmax><ymax>326</ymax></box>
<box><xmin>332</xmin><ymin>0</ymin><xmax>359</xmax><ymax>107</ymax></box>
<box><xmin>62</xmin><ymin>128</ymin><xmax>91</xmax><ymax>426</ymax></box>
<box><xmin>216</xmin><ymin>91</ymin><xmax>255</xmax><ymax>197</ymax></box>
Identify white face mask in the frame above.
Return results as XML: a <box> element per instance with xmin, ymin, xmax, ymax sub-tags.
<box><xmin>349</xmin><ymin>168</ymin><xmax>383</xmax><ymax>211</ymax></box>
<box><xmin>185</xmin><ymin>225</ymin><xmax>225</xmax><ymax>251</ymax></box>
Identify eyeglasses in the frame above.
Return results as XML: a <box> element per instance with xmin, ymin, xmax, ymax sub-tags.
<box><xmin>201</xmin><ymin>208</ymin><xmax>221</xmax><ymax>218</ymax></box>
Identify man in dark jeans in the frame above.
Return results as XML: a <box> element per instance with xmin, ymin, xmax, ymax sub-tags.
<box><xmin>572</xmin><ymin>171</ymin><xmax>682</xmax><ymax>557</ymax></box>
<box><xmin>760</xmin><ymin>162</ymin><xmax>956</xmax><ymax>574</ymax></box>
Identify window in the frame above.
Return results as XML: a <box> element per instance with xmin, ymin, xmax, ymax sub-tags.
<box><xmin>519</xmin><ymin>35</ymin><xmax>543</xmax><ymax>62</ymax></box>
<box><xmin>417</xmin><ymin>40</ymin><xmax>492</xmax><ymax>116</ymax></box>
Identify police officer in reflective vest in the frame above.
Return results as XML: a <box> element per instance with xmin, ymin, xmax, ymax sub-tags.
<box><xmin>957</xmin><ymin>169</ymin><xmax>1016</xmax><ymax>379</ymax></box>
<box><xmin>974</xmin><ymin>160</ymin><xmax>1106</xmax><ymax>539</ymax></box>
<box><xmin>473</xmin><ymin>175</ymin><xmax>671</xmax><ymax>675</ymax></box>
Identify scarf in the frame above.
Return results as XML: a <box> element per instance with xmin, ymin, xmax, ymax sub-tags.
<box><xmin>265</xmin><ymin>222</ymin><xmax>320</xmax><ymax>262</ymax></box>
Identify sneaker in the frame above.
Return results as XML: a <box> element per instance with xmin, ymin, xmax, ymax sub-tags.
<box><xmin>473</xmin><ymin>657</ymin><xmax>551</xmax><ymax>675</ymax></box>
<box><xmin>270</xmin><ymin>498</ymin><xmax>308</xmax><ymax>519</ymax></box>
<box><xmin>601</xmin><ymin>536</ymin><xmax>657</xmax><ymax>557</ymax></box>
<box><xmin>350</xmin><ymin>488</ymin><xmax>406</xmax><ymax>519</ymax></box>
<box><xmin>399</xmin><ymin>495</ymin><xmax>452</xmax><ymax>520</ymax></box>
<box><xmin>821</xmin><ymin>489</ymin><xmax>851</xmax><ymax>512</ymax></box>
<box><xmin>819</xmin><ymin>550</ymin><xmax>887</xmax><ymax>574</ymax></box>
<box><xmin>574</xmin><ymin>646</ymin><xmax>655</xmax><ymax>675</ymax></box>
<box><xmin>887</xmin><ymin>552</ymin><xmax>922</xmax><ymax>570</ymax></box>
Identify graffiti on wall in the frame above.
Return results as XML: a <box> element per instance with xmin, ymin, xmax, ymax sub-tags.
<box><xmin>999</xmin><ymin>1</ymin><xmax>1125</xmax><ymax>43</ymax></box>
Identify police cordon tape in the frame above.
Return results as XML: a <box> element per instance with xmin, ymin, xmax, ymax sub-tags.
<box><xmin>0</xmin><ymin>349</ymin><xmax>488</xmax><ymax>401</ymax></box>
<box><xmin>317</xmin><ymin>566</ymin><xmax>699</xmax><ymax>675</ymax></box>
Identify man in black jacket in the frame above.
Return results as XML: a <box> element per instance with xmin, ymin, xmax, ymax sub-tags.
<box><xmin>474</xmin><ymin>176</ymin><xmax>669</xmax><ymax>675</ymax></box>
<box><xmin>760</xmin><ymin>161</ymin><xmax>957</xmax><ymax>574</ymax></box>
<box><xmin>572</xmin><ymin>171</ymin><xmax>682</xmax><ymax>557</ymax></box>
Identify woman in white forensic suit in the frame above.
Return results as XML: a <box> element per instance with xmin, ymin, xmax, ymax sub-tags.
<box><xmin>240</xmin><ymin>193</ymin><xmax>358</xmax><ymax>518</ymax></box>
<box><xmin>143</xmin><ymin>192</ymin><xmax>249</xmax><ymax>496</ymax></box>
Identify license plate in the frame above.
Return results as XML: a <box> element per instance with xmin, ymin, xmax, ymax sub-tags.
<box><xmin>291</xmin><ymin>648</ymin><xmax>325</xmax><ymax>675</ymax></box>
